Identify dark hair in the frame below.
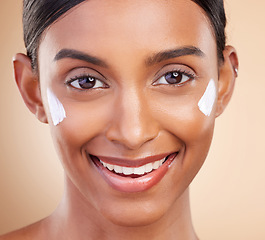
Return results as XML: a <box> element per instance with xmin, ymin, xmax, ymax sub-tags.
<box><xmin>23</xmin><ymin>0</ymin><xmax>86</xmax><ymax>70</ymax></box>
<box><xmin>191</xmin><ymin>0</ymin><xmax>226</xmax><ymax>62</ymax></box>
<box><xmin>23</xmin><ymin>0</ymin><xmax>226</xmax><ymax>70</ymax></box>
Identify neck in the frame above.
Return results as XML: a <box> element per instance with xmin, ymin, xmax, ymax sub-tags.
<box><xmin>45</xmin><ymin>176</ymin><xmax>198</xmax><ymax>240</ymax></box>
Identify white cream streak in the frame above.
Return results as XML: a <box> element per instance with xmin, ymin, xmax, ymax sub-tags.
<box><xmin>47</xmin><ymin>88</ymin><xmax>66</xmax><ymax>126</ymax></box>
<box><xmin>198</xmin><ymin>79</ymin><xmax>216</xmax><ymax>116</ymax></box>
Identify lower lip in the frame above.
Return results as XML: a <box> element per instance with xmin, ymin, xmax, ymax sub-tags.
<box><xmin>90</xmin><ymin>153</ymin><xmax>178</xmax><ymax>193</ymax></box>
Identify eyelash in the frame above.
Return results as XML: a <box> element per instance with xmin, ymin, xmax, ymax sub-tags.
<box><xmin>66</xmin><ymin>69</ymin><xmax>196</xmax><ymax>90</ymax></box>
<box><xmin>153</xmin><ymin>69</ymin><xmax>196</xmax><ymax>87</ymax></box>
<box><xmin>66</xmin><ymin>75</ymin><xmax>108</xmax><ymax>90</ymax></box>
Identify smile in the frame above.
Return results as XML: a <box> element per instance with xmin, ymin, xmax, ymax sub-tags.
<box><xmin>99</xmin><ymin>157</ymin><xmax>166</xmax><ymax>177</ymax></box>
<box><xmin>89</xmin><ymin>152</ymin><xmax>178</xmax><ymax>192</ymax></box>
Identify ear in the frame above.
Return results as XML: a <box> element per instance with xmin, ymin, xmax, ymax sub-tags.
<box><xmin>13</xmin><ymin>53</ymin><xmax>48</xmax><ymax>123</ymax></box>
<box><xmin>215</xmin><ymin>46</ymin><xmax>239</xmax><ymax>117</ymax></box>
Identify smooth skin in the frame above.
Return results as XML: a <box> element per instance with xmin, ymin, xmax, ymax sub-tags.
<box><xmin>2</xmin><ymin>0</ymin><xmax>238</xmax><ymax>239</ymax></box>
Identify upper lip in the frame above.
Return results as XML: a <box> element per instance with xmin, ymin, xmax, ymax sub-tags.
<box><xmin>89</xmin><ymin>152</ymin><xmax>177</xmax><ymax>167</ymax></box>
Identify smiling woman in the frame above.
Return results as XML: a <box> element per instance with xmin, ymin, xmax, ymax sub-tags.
<box><xmin>0</xmin><ymin>0</ymin><xmax>238</xmax><ymax>239</ymax></box>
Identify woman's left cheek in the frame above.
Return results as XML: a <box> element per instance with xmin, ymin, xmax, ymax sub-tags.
<box><xmin>46</xmin><ymin>79</ymin><xmax>217</xmax><ymax>148</ymax></box>
<box><xmin>155</xmin><ymin>80</ymin><xmax>217</xmax><ymax>143</ymax></box>
<box><xmin>192</xmin><ymin>79</ymin><xmax>217</xmax><ymax>139</ymax></box>
<box><xmin>197</xmin><ymin>79</ymin><xmax>217</xmax><ymax>117</ymax></box>
<box><xmin>189</xmin><ymin>79</ymin><xmax>217</xmax><ymax>145</ymax></box>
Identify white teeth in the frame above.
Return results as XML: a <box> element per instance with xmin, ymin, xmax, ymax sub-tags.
<box><xmin>123</xmin><ymin>166</ymin><xmax>134</xmax><ymax>175</ymax></box>
<box><xmin>114</xmin><ymin>165</ymin><xmax>122</xmax><ymax>173</ymax></box>
<box><xmin>153</xmin><ymin>160</ymin><xmax>160</xmax><ymax>169</ymax></box>
<box><xmin>133</xmin><ymin>165</ymin><xmax>145</xmax><ymax>175</ymax></box>
<box><xmin>159</xmin><ymin>159</ymin><xmax>163</xmax><ymax>166</ymax></box>
<box><xmin>106</xmin><ymin>163</ymin><xmax>114</xmax><ymax>171</ymax></box>
<box><xmin>145</xmin><ymin>163</ymin><xmax>153</xmax><ymax>173</ymax></box>
<box><xmin>99</xmin><ymin>157</ymin><xmax>167</xmax><ymax>176</ymax></box>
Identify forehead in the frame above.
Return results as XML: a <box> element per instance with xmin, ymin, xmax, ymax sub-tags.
<box><xmin>39</xmin><ymin>0</ymin><xmax>216</xmax><ymax>65</ymax></box>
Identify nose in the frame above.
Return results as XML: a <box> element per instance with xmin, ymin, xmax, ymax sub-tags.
<box><xmin>105</xmin><ymin>88</ymin><xmax>159</xmax><ymax>150</ymax></box>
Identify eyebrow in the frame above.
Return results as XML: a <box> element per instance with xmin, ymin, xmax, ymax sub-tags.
<box><xmin>54</xmin><ymin>48</ymin><xmax>108</xmax><ymax>68</ymax></box>
<box><xmin>54</xmin><ymin>46</ymin><xmax>204</xmax><ymax>68</ymax></box>
<box><xmin>145</xmin><ymin>46</ymin><xmax>205</xmax><ymax>66</ymax></box>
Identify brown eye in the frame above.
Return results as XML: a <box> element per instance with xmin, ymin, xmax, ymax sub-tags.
<box><xmin>69</xmin><ymin>76</ymin><xmax>105</xmax><ymax>89</ymax></box>
<box><xmin>154</xmin><ymin>71</ymin><xmax>193</xmax><ymax>86</ymax></box>
<box><xmin>165</xmin><ymin>72</ymin><xmax>183</xmax><ymax>84</ymax></box>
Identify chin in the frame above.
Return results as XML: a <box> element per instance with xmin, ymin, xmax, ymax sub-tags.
<box><xmin>100</xmin><ymin>201</ymin><xmax>167</xmax><ymax>228</ymax></box>
<box><xmin>96</xmin><ymin>185</ymin><xmax>189</xmax><ymax>229</ymax></box>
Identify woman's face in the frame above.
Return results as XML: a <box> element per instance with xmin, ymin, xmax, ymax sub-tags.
<box><xmin>38</xmin><ymin>0</ymin><xmax>219</xmax><ymax>226</ymax></box>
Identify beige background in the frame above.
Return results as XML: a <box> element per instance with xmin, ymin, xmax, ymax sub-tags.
<box><xmin>1</xmin><ymin>1</ymin><xmax>265</xmax><ymax>239</ymax></box>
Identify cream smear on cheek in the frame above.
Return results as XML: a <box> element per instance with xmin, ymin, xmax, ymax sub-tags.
<box><xmin>47</xmin><ymin>88</ymin><xmax>66</xmax><ymax>126</ymax></box>
<box><xmin>198</xmin><ymin>79</ymin><xmax>216</xmax><ymax>116</ymax></box>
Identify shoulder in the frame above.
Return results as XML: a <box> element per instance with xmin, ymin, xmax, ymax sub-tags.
<box><xmin>0</xmin><ymin>229</ymin><xmax>31</xmax><ymax>240</ymax></box>
<box><xmin>0</xmin><ymin>221</ymin><xmax>46</xmax><ymax>240</ymax></box>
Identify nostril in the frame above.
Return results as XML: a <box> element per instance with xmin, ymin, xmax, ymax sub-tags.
<box><xmin>105</xmin><ymin>132</ymin><xmax>158</xmax><ymax>150</ymax></box>
<box><xmin>105</xmin><ymin>94</ymin><xmax>160</xmax><ymax>149</ymax></box>
<box><xmin>105</xmin><ymin>120</ymin><xmax>159</xmax><ymax>150</ymax></box>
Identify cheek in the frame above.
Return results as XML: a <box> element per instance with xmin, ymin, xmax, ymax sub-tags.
<box><xmin>198</xmin><ymin>79</ymin><xmax>216</xmax><ymax>117</ymax></box>
<box><xmin>50</xmin><ymin>98</ymin><xmax>112</xmax><ymax>153</ymax></box>
<box><xmin>48</xmin><ymin>100</ymin><xmax>112</xmax><ymax>194</ymax></box>
<box><xmin>153</xmin><ymin>92</ymin><xmax>215</xmax><ymax>141</ymax></box>
<box><xmin>46</xmin><ymin>88</ymin><xmax>66</xmax><ymax>126</ymax></box>
<box><xmin>154</xmin><ymin>96</ymin><xmax>215</xmax><ymax>188</ymax></box>
<box><xmin>152</xmin><ymin>90</ymin><xmax>215</xmax><ymax>170</ymax></box>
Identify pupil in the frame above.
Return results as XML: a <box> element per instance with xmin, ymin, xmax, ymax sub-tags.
<box><xmin>165</xmin><ymin>72</ymin><xmax>182</xmax><ymax>84</ymax></box>
<box><xmin>79</xmin><ymin>77</ymin><xmax>96</xmax><ymax>88</ymax></box>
